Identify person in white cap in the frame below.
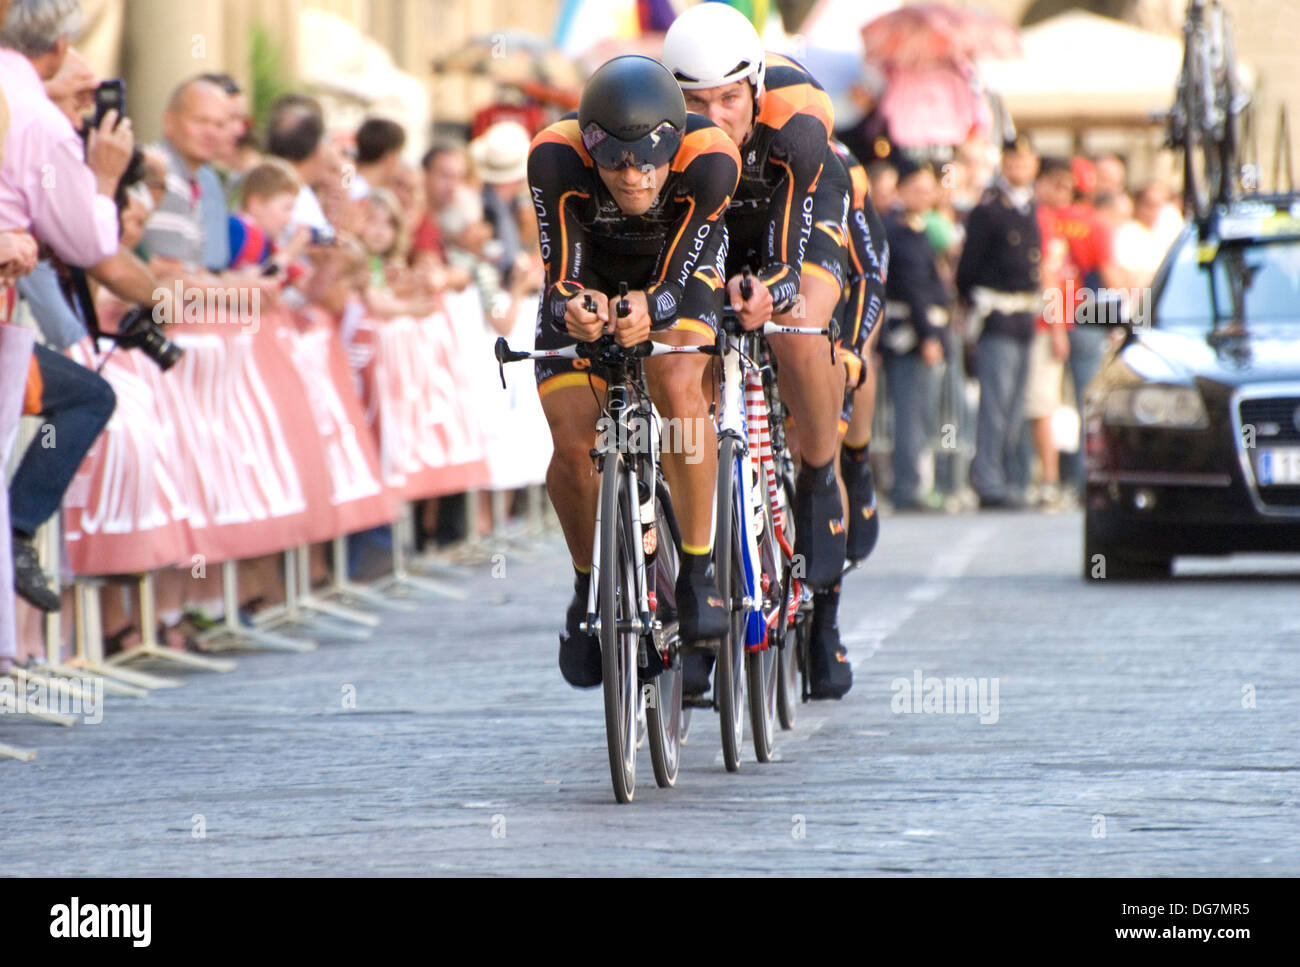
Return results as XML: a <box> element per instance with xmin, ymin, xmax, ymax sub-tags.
<box><xmin>470</xmin><ymin>120</ymin><xmax>535</xmax><ymax>287</ymax></box>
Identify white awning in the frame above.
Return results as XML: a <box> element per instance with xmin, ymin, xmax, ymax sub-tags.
<box><xmin>298</xmin><ymin>8</ymin><xmax>430</xmax><ymax>159</ymax></box>
<box><xmin>977</xmin><ymin>9</ymin><xmax>1252</xmax><ymax>127</ymax></box>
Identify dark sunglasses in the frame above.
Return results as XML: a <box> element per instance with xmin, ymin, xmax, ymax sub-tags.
<box><xmin>581</xmin><ymin>121</ymin><xmax>682</xmax><ymax>171</ymax></box>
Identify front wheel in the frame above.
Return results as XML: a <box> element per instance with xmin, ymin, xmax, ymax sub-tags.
<box><xmin>1180</xmin><ymin>47</ymin><xmax>1214</xmax><ymax>226</ymax></box>
<box><xmin>714</xmin><ymin>436</ymin><xmax>746</xmax><ymax>772</ymax></box>
<box><xmin>599</xmin><ymin>454</ymin><xmax>638</xmax><ymax>803</ymax></box>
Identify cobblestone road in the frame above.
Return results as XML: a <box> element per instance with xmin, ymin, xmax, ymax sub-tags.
<box><xmin>2</xmin><ymin>511</ymin><xmax>1297</xmax><ymax>876</ymax></box>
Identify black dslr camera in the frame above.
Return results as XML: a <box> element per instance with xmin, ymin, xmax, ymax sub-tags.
<box><xmin>111</xmin><ymin>305</ymin><xmax>184</xmax><ymax>371</ymax></box>
<box><xmin>64</xmin><ymin>280</ymin><xmax>184</xmax><ymax>373</ymax></box>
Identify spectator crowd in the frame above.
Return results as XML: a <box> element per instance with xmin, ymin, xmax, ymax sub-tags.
<box><xmin>0</xmin><ymin>0</ymin><xmax>544</xmax><ymax>671</ymax></box>
<box><xmin>865</xmin><ymin>134</ymin><xmax>1184</xmax><ymax>514</ymax></box>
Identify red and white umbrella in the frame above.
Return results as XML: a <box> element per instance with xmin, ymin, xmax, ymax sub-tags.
<box><xmin>862</xmin><ymin>3</ymin><xmax>1020</xmax><ymax>70</ymax></box>
<box><xmin>879</xmin><ymin>61</ymin><xmax>992</xmax><ymax>148</ymax></box>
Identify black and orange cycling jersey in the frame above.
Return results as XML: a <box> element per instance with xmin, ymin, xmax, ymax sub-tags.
<box><xmin>725</xmin><ymin>52</ymin><xmax>836</xmax><ymax>313</ymax></box>
<box><xmin>528</xmin><ymin>112</ymin><xmax>740</xmax><ymax>334</ymax></box>
<box><xmin>829</xmin><ymin>137</ymin><xmax>888</xmax><ymax>356</ymax></box>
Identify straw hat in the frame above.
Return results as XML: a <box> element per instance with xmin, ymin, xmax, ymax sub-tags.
<box><xmin>470</xmin><ymin>121</ymin><xmax>531</xmax><ymax>184</ymax></box>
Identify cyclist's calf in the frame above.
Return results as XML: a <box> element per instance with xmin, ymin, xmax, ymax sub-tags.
<box><xmin>542</xmin><ymin>388</ymin><xmax>606</xmax><ymax>565</ymax></box>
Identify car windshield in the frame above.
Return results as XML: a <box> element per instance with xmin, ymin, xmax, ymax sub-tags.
<box><xmin>1155</xmin><ymin>235</ymin><xmax>1300</xmax><ymax>331</ymax></box>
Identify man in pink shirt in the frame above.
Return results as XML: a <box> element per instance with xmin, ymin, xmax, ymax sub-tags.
<box><xmin>0</xmin><ymin>10</ymin><xmax>120</xmax><ymax>267</ymax></box>
<box><xmin>0</xmin><ymin>0</ymin><xmax>159</xmax><ymax>619</ymax></box>
<box><xmin>0</xmin><ymin>0</ymin><xmax>162</xmax><ymax>308</ymax></box>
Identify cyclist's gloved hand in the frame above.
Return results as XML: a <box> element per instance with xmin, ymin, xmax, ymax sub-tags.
<box><xmin>837</xmin><ymin>345</ymin><xmax>867</xmax><ymax>391</ymax></box>
<box><xmin>564</xmin><ymin>289</ymin><xmax>609</xmax><ymax>342</ymax></box>
<box><xmin>613</xmin><ymin>289</ymin><xmax>652</xmax><ymax>347</ymax></box>
<box><xmin>726</xmin><ymin>273</ymin><xmax>773</xmax><ymax>332</ymax></box>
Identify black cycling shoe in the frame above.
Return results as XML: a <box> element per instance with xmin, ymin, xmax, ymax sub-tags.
<box><xmin>807</xmin><ymin>586</ymin><xmax>853</xmax><ymax>699</ymax></box>
<box><xmin>675</xmin><ymin>554</ymin><xmax>726</xmax><ymax>649</ymax></box>
<box><xmin>682</xmin><ymin>651</ymin><xmax>714</xmax><ymax>706</ymax></box>
<box><xmin>558</xmin><ymin>572</ymin><xmax>601</xmax><ymax>688</ymax></box>
<box><xmin>794</xmin><ymin>459</ymin><xmax>848</xmax><ymax>591</ymax></box>
<box><xmin>13</xmin><ymin>533</ymin><xmax>59</xmax><ymax>613</ymax></box>
<box><xmin>637</xmin><ymin>640</ymin><xmax>666</xmax><ymax>682</ymax></box>
<box><xmin>841</xmin><ymin>444</ymin><xmax>880</xmax><ymax>564</ymax></box>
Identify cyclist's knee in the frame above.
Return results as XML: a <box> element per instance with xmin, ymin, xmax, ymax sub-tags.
<box><xmin>773</xmin><ymin>274</ymin><xmax>841</xmax><ymax>328</ymax></box>
<box><xmin>647</xmin><ymin>359</ymin><xmax>708</xmax><ymax>417</ymax></box>
<box><xmin>549</xmin><ymin>435</ymin><xmax>596</xmax><ymax>481</ymax></box>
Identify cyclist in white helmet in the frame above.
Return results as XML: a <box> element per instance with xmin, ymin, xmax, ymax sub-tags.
<box><xmin>663</xmin><ymin>2</ymin><xmax>857</xmax><ymax>698</ymax></box>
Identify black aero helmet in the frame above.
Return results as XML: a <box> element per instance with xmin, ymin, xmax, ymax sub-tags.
<box><xmin>579</xmin><ymin>55</ymin><xmax>686</xmax><ymax>170</ymax></box>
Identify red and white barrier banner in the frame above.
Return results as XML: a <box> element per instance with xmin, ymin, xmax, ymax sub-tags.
<box><xmin>356</xmin><ymin>292</ymin><xmax>551</xmax><ymax>496</ymax></box>
<box><xmin>63</xmin><ymin>338</ymin><xmax>192</xmax><ymax>574</ymax></box>
<box><xmin>59</xmin><ymin>283</ymin><xmax>552</xmax><ymax>577</ymax></box>
<box><xmin>0</xmin><ymin>322</ymin><xmax>37</xmax><ymax>665</ymax></box>
<box><xmin>359</xmin><ymin>287</ymin><xmax>492</xmax><ymax>499</ymax></box>
<box><xmin>473</xmin><ymin>299</ymin><xmax>551</xmax><ymax>491</ymax></box>
<box><xmin>281</xmin><ymin>306</ymin><xmax>396</xmax><ymax>538</ymax></box>
<box><xmin>62</xmin><ymin>304</ymin><xmax>395</xmax><ymax>576</ymax></box>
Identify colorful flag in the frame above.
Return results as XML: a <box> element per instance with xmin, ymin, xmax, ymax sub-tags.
<box><xmin>638</xmin><ymin>0</ymin><xmax>677</xmax><ymax>33</ymax></box>
<box><xmin>706</xmin><ymin>0</ymin><xmax>770</xmax><ymax>34</ymax></box>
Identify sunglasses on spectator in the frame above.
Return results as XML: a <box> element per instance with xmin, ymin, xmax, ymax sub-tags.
<box><xmin>581</xmin><ymin>121</ymin><xmax>681</xmax><ymax>171</ymax></box>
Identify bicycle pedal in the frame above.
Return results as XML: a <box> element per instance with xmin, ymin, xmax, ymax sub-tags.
<box><xmin>652</xmin><ymin>620</ymin><xmax>679</xmax><ymax>652</ymax></box>
<box><xmin>679</xmin><ymin>637</ymin><xmax>721</xmax><ymax>656</ymax></box>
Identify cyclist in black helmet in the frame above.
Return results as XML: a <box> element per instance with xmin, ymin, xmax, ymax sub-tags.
<box><xmin>527</xmin><ymin>56</ymin><xmax>741</xmax><ymax>688</ymax></box>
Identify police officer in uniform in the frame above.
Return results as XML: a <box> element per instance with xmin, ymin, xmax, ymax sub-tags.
<box><xmin>955</xmin><ymin>135</ymin><xmax>1043</xmax><ymax>509</ymax></box>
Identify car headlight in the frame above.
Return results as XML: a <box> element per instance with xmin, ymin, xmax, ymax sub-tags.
<box><xmin>1103</xmin><ymin>385</ymin><xmax>1208</xmax><ymax>428</ymax></box>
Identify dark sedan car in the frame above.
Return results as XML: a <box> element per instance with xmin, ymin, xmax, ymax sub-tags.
<box><xmin>1083</xmin><ymin>194</ymin><xmax>1300</xmax><ymax>578</ymax></box>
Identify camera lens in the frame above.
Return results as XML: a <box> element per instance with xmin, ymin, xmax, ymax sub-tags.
<box><xmin>139</xmin><ymin>325</ymin><xmax>183</xmax><ymax>371</ymax></box>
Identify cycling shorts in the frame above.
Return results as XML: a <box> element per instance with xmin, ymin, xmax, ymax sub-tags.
<box><xmin>534</xmin><ymin>230</ymin><xmax>727</xmax><ymax>398</ymax></box>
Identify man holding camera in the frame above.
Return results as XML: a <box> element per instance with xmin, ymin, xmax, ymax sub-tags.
<box><xmin>0</xmin><ymin>0</ymin><xmax>170</xmax><ymax>611</ymax></box>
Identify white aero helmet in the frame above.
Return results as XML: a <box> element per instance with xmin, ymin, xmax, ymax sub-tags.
<box><xmin>661</xmin><ymin>2</ymin><xmax>766</xmax><ymax>104</ymax></box>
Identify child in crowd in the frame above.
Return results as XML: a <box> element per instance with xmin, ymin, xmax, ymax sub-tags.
<box><xmin>227</xmin><ymin>160</ymin><xmax>310</xmax><ymax>276</ymax></box>
<box><xmin>360</xmin><ymin>188</ymin><xmax>439</xmax><ymax>318</ymax></box>
<box><xmin>361</xmin><ymin>188</ymin><xmax>404</xmax><ymax>287</ymax></box>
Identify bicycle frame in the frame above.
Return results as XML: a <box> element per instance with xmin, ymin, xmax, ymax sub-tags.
<box><xmin>587</xmin><ymin>367</ymin><xmax>652</xmax><ymax>640</ymax></box>
<box><xmin>713</xmin><ymin>318</ymin><xmax>832</xmax><ymax>649</ymax></box>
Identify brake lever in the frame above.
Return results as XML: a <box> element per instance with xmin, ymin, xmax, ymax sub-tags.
<box><xmin>494</xmin><ymin>336</ymin><xmax>509</xmax><ymax>389</ymax></box>
<box><xmin>740</xmin><ymin>266</ymin><xmax>753</xmax><ymax>302</ymax></box>
<box><xmin>616</xmin><ymin>281</ymin><xmax>630</xmax><ymax>319</ymax></box>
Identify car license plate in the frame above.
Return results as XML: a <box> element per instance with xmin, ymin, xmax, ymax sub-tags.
<box><xmin>1256</xmin><ymin>447</ymin><xmax>1300</xmax><ymax>485</ymax></box>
